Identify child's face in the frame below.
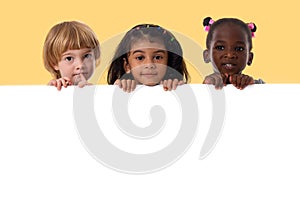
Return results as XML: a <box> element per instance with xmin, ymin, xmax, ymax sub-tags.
<box><xmin>54</xmin><ymin>48</ymin><xmax>96</xmax><ymax>85</ymax></box>
<box><xmin>124</xmin><ymin>39</ymin><xmax>168</xmax><ymax>86</ymax></box>
<box><xmin>204</xmin><ymin>24</ymin><xmax>253</xmax><ymax>76</ymax></box>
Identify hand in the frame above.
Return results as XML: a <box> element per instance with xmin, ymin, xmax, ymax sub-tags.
<box><xmin>47</xmin><ymin>77</ymin><xmax>72</xmax><ymax>91</ymax></box>
<box><xmin>114</xmin><ymin>79</ymin><xmax>137</xmax><ymax>93</ymax></box>
<box><xmin>77</xmin><ymin>73</ymin><xmax>92</xmax><ymax>88</ymax></box>
<box><xmin>160</xmin><ymin>79</ymin><xmax>185</xmax><ymax>91</ymax></box>
<box><xmin>229</xmin><ymin>74</ymin><xmax>254</xmax><ymax>90</ymax></box>
<box><xmin>203</xmin><ymin>73</ymin><xmax>226</xmax><ymax>89</ymax></box>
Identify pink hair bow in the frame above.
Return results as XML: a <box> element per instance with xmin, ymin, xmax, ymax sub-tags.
<box><xmin>204</xmin><ymin>19</ymin><xmax>214</xmax><ymax>32</ymax></box>
<box><xmin>248</xmin><ymin>23</ymin><xmax>255</xmax><ymax>38</ymax></box>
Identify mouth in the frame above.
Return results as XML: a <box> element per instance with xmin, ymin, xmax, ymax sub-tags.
<box><xmin>222</xmin><ymin>63</ymin><xmax>236</xmax><ymax>70</ymax></box>
<box><xmin>141</xmin><ymin>73</ymin><xmax>157</xmax><ymax>77</ymax></box>
<box><xmin>72</xmin><ymin>72</ymin><xmax>88</xmax><ymax>85</ymax></box>
<box><xmin>73</xmin><ymin>72</ymin><xmax>88</xmax><ymax>77</ymax></box>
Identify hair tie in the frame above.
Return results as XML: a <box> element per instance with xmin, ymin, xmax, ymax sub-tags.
<box><xmin>247</xmin><ymin>22</ymin><xmax>256</xmax><ymax>38</ymax></box>
<box><xmin>203</xmin><ymin>17</ymin><xmax>214</xmax><ymax>32</ymax></box>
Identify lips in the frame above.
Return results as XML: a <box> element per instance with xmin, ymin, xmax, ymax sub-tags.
<box><xmin>73</xmin><ymin>72</ymin><xmax>87</xmax><ymax>76</ymax></box>
<box><xmin>72</xmin><ymin>72</ymin><xmax>88</xmax><ymax>85</ymax></box>
<box><xmin>141</xmin><ymin>73</ymin><xmax>157</xmax><ymax>77</ymax></box>
<box><xmin>222</xmin><ymin>63</ymin><xmax>236</xmax><ymax>70</ymax></box>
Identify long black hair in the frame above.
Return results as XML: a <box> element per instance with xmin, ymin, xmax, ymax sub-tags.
<box><xmin>107</xmin><ymin>24</ymin><xmax>189</xmax><ymax>84</ymax></box>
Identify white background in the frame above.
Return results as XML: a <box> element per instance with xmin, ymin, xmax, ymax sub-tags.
<box><xmin>0</xmin><ymin>84</ymin><xmax>299</xmax><ymax>199</ymax></box>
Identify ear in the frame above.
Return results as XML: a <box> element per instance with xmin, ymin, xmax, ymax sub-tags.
<box><xmin>203</xmin><ymin>49</ymin><xmax>210</xmax><ymax>63</ymax></box>
<box><xmin>247</xmin><ymin>52</ymin><xmax>254</xmax><ymax>66</ymax></box>
<box><xmin>53</xmin><ymin>65</ymin><xmax>59</xmax><ymax>70</ymax></box>
<box><xmin>123</xmin><ymin>58</ymin><xmax>131</xmax><ymax>73</ymax></box>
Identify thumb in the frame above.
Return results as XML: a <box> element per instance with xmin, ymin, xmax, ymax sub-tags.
<box><xmin>80</xmin><ymin>73</ymin><xmax>87</xmax><ymax>82</ymax></box>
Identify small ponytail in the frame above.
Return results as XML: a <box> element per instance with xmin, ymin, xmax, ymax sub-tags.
<box><xmin>247</xmin><ymin>22</ymin><xmax>257</xmax><ymax>37</ymax></box>
<box><xmin>203</xmin><ymin>17</ymin><xmax>214</xmax><ymax>32</ymax></box>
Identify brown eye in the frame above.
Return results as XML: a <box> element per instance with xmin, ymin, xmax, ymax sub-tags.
<box><xmin>136</xmin><ymin>56</ymin><xmax>144</xmax><ymax>61</ymax></box>
<box><xmin>154</xmin><ymin>55</ymin><xmax>163</xmax><ymax>60</ymax></box>
<box><xmin>215</xmin><ymin>45</ymin><xmax>225</xmax><ymax>50</ymax></box>
<box><xmin>235</xmin><ymin>47</ymin><xmax>244</xmax><ymax>51</ymax></box>
<box><xmin>65</xmin><ymin>56</ymin><xmax>73</xmax><ymax>61</ymax></box>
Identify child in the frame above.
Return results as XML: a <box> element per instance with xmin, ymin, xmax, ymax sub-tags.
<box><xmin>202</xmin><ymin>17</ymin><xmax>264</xmax><ymax>90</ymax></box>
<box><xmin>107</xmin><ymin>24</ymin><xmax>190</xmax><ymax>92</ymax></box>
<box><xmin>43</xmin><ymin>21</ymin><xmax>100</xmax><ymax>91</ymax></box>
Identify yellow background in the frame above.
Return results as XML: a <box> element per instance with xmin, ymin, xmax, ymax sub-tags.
<box><xmin>1</xmin><ymin>0</ymin><xmax>299</xmax><ymax>85</ymax></box>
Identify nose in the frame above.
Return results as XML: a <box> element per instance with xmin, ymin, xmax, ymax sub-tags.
<box><xmin>224</xmin><ymin>50</ymin><xmax>237</xmax><ymax>59</ymax></box>
<box><xmin>75</xmin><ymin>59</ymin><xmax>85</xmax><ymax>71</ymax></box>
<box><xmin>144</xmin><ymin>57</ymin><xmax>156</xmax><ymax>69</ymax></box>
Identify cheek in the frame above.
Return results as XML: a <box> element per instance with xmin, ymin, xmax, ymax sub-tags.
<box><xmin>128</xmin><ymin>59</ymin><xmax>141</xmax><ymax>69</ymax></box>
<box><xmin>157</xmin><ymin>65</ymin><xmax>167</xmax><ymax>75</ymax></box>
<box><xmin>131</xmin><ymin>67</ymin><xmax>142</xmax><ymax>76</ymax></box>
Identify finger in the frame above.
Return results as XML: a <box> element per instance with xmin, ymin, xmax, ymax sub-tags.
<box><xmin>237</xmin><ymin>75</ymin><xmax>243</xmax><ymax>89</ymax></box>
<box><xmin>203</xmin><ymin>76</ymin><xmax>215</xmax><ymax>85</ymax></box>
<box><xmin>114</xmin><ymin>79</ymin><xmax>121</xmax><ymax>88</ymax></box>
<box><xmin>242</xmin><ymin>76</ymin><xmax>254</xmax><ymax>89</ymax></box>
<box><xmin>221</xmin><ymin>74</ymin><xmax>228</xmax><ymax>86</ymax></box>
<box><xmin>162</xmin><ymin>80</ymin><xmax>168</xmax><ymax>91</ymax></box>
<box><xmin>249</xmin><ymin>78</ymin><xmax>255</xmax><ymax>85</ymax></box>
<box><xmin>120</xmin><ymin>79</ymin><xmax>127</xmax><ymax>92</ymax></box>
<box><xmin>60</xmin><ymin>78</ymin><xmax>68</xmax><ymax>88</ymax></box>
<box><xmin>130</xmin><ymin>80</ymin><xmax>136</xmax><ymax>92</ymax></box>
<box><xmin>78</xmin><ymin>81</ymin><xmax>88</xmax><ymax>88</ymax></box>
<box><xmin>48</xmin><ymin>80</ymin><xmax>56</xmax><ymax>86</ymax></box>
<box><xmin>172</xmin><ymin>79</ymin><xmax>179</xmax><ymax>90</ymax></box>
<box><xmin>238</xmin><ymin>75</ymin><xmax>246</xmax><ymax>89</ymax></box>
<box><xmin>215</xmin><ymin>75</ymin><xmax>224</xmax><ymax>89</ymax></box>
<box><xmin>80</xmin><ymin>73</ymin><xmax>87</xmax><ymax>82</ymax></box>
<box><xmin>62</xmin><ymin>77</ymin><xmax>72</xmax><ymax>86</ymax></box>
<box><xmin>166</xmin><ymin>79</ymin><xmax>172</xmax><ymax>91</ymax></box>
<box><xmin>178</xmin><ymin>80</ymin><xmax>185</xmax><ymax>85</ymax></box>
<box><xmin>229</xmin><ymin>75</ymin><xmax>237</xmax><ymax>87</ymax></box>
<box><xmin>126</xmin><ymin>79</ymin><xmax>132</xmax><ymax>92</ymax></box>
<box><xmin>56</xmin><ymin>80</ymin><xmax>62</xmax><ymax>91</ymax></box>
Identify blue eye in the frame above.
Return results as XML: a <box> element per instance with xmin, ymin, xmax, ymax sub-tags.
<box><xmin>84</xmin><ymin>53</ymin><xmax>92</xmax><ymax>59</ymax></box>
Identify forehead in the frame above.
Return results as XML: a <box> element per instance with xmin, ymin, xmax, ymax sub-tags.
<box><xmin>212</xmin><ymin>24</ymin><xmax>248</xmax><ymax>43</ymax></box>
<box><xmin>62</xmin><ymin>48</ymin><xmax>93</xmax><ymax>55</ymax></box>
<box><xmin>130</xmin><ymin>38</ymin><xmax>166</xmax><ymax>52</ymax></box>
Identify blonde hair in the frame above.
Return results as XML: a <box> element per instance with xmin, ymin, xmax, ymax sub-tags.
<box><xmin>43</xmin><ymin>21</ymin><xmax>100</xmax><ymax>79</ymax></box>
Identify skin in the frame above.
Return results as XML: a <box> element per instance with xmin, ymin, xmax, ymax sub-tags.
<box><xmin>48</xmin><ymin>48</ymin><xmax>95</xmax><ymax>90</ymax></box>
<box><xmin>203</xmin><ymin>23</ymin><xmax>255</xmax><ymax>90</ymax></box>
<box><xmin>115</xmin><ymin>38</ymin><xmax>184</xmax><ymax>92</ymax></box>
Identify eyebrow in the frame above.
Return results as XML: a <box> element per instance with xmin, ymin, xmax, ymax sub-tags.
<box><xmin>62</xmin><ymin>49</ymin><xmax>92</xmax><ymax>56</ymax></box>
<box><xmin>132</xmin><ymin>49</ymin><xmax>167</xmax><ymax>54</ymax></box>
<box><xmin>214</xmin><ymin>40</ymin><xmax>246</xmax><ymax>45</ymax></box>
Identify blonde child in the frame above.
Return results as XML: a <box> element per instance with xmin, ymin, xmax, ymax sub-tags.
<box><xmin>107</xmin><ymin>24</ymin><xmax>189</xmax><ymax>92</ymax></box>
<box><xmin>202</xmin><ymin>17</ymin><xmax>264</xmax><ymax>89</ymax></box>
<box><xmin>43</xmin><ymin>21</ymin><xmax>100</xmax><ymax>90</ymax></box>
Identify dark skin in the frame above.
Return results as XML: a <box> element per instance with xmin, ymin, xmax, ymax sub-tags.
<box><xmin>203</xmin><ymin>23</ymin><xmax>254</xmax><ymax>90</ymax></box>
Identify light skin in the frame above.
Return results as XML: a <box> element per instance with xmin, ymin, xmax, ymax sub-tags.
<box><xmin>114</xmin><ymin>39</ymin><xmax>184</xmax><ymax>92</ymax></box>
<box><xmin>203</xmin><ymin>24</ymin><xmax>254</xmax><ymax>90</ymax></box>
<box><xmin>48</xmin><ymin>48</ymin><xmax>95</xmax><ymax>90</ymax></box>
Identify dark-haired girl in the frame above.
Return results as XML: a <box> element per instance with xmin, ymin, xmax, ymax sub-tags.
<box><xmin>107</xmin><ymin>24</ymin><xmax>190</xmax><ymax>92</ymax></box>
<box><xmin>202</xmin><ymin>17</ymin><xmax>264</xmax><ymax>89</ymax></box>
